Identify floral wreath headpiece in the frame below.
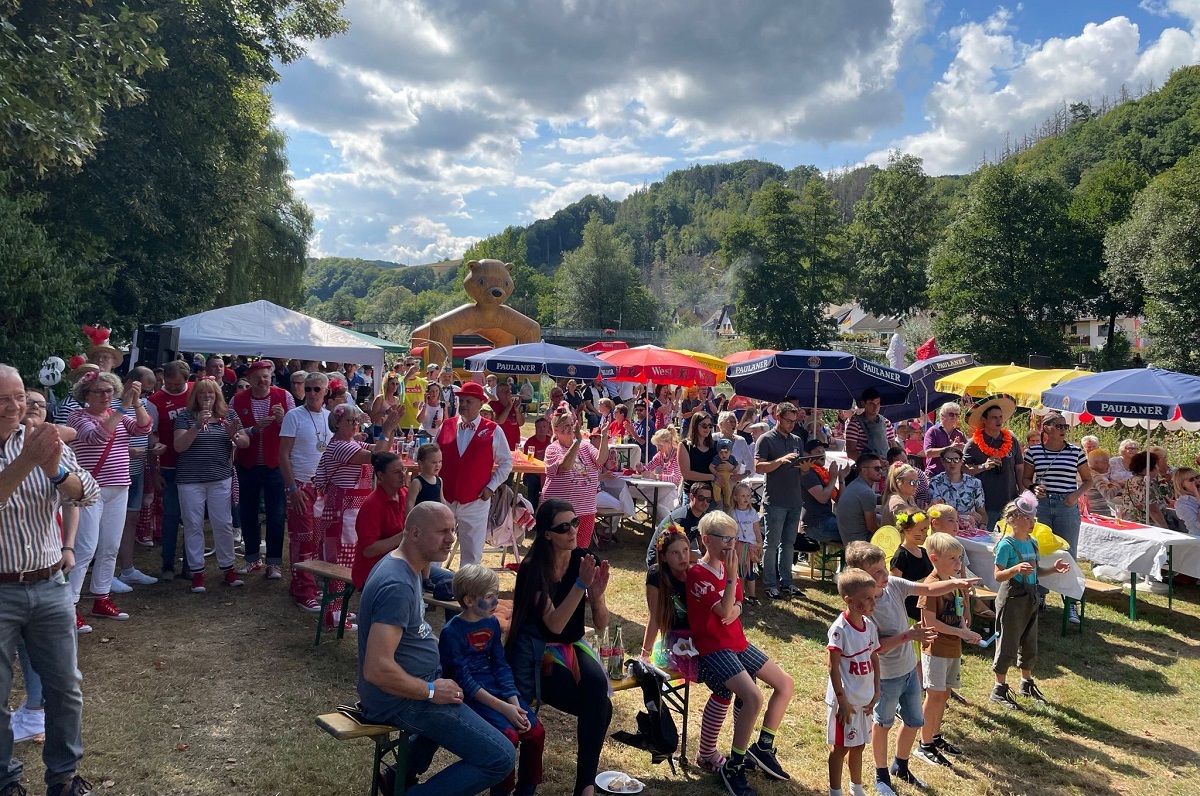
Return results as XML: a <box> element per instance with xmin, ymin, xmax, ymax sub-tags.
<box><xmin>895</xmin><ymin>511</ymin><xmax>927</xmax><ymax>526</ymax></box>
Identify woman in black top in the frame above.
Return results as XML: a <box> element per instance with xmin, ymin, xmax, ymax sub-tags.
<box><xmin>506</xmin><ymin>499</ymin><xmax>612</xmax><ymax>796</ymax></box>
<box><xmin>679</xmin><ymin>410</ymin><xmax>717</xmax><ymax>496</ymax></box>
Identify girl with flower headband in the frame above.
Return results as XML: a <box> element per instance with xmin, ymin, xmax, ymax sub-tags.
<box><xmin>313</xmin><ymin>402</ymin><xmax>401</xmax><ymax>631</ymax></box>
<box><xmin>890</xmin><ymin>511</ymin><xmax>933</xmax><ymax>622</ymax></box>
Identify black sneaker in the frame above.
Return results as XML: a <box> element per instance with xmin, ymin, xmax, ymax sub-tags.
<box><xmin>784</xmin><ymin>585</ymin><xmax>805</xmax><ymax>598</ymax></box>
<box><xmin>949</xmin><ymin>689</ymin><xmax>968</xmax><ymax>705</ymax></box>
<box><xmin>913</xmin><ymin>743</ymin><xmax>953</xmax><ymax>768</ymax></box>
<box><xmin>0</xmin><ymin>782</ymin><xmax>27</xmax><ymax>796</ymax></box>
<box><xmin>934</xmin><ymin>735</ymin><xmax>962</xmax><ymax>756</ymax></box>
<box><xmin>720</xmin><ymin>760</ymin><xmax>756</xmax><ymax>796</ymax></box>
<box><xmin>764</xmin><ymin>587</ymin><xmax>783</xmax><ymax>600</ymax></box>
<box><xmin>746</xmin><ymin>742</ymin><xmax>790</xmax><ymax>780</ymax></box>
<box><xmin>890</xmin><ymin>764</ymin><xmax>927</xmax><ymax>790</ymax></box>
<box><xmin>990</xmin><ymin>683</ymin><xmax>1023</xmax><ymax>711</ymax></box>
<box><xmin>1019</xmin><ymin>678</ymin><xmax>1048</xmax><ymax>704</ymax></box>
<box><xmin>47</xmin><ymin>777</ymin><xmax>91</xmax><ymax>796</ymax></box>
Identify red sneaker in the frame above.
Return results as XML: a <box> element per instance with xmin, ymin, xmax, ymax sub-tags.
<box><xmin>236</xmin><ymin>560</ymin><xmax>264</xmax><ymax>576</ymax></box>
<box><xmin>223</xmin><ymin>569</ymin><xmax>245</xmax><ymax>588</ymax></box>
<box><xmin>76</xmin><ymin>612</ymin><xmax>93</xmax><ymax>635</ymax></box>
<box><xmin>191</xmin><ymin>573</ymin><xmax>206</xmax><ymax>593</ymax></box>
<box><xmin>91</xmin><ymin>596</ymin><xmax>130</xmax><ymax>620</ymax></box>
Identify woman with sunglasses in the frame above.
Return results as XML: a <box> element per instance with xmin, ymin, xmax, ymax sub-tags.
<box><xmin>313</xmin><ymin>403</ymin><xmax>400</xmax><ymax>631</ymax></box>
<box><xmin>505</xmin><ymin>499</ymin><xmax>612</xmax><ymax>796</ymax></box>
<box><xmin>928</xmin><ymin>449</ymin><xmax>986</xmax><ymax>528</ymax></box>
<box><xmin>679</xmin><ymin>411</ymin><xmax>717</xmax><ymax>498</ymax></box>
<box><xmin>67</xmin><ymin>371</ymin><xmax>152</xmax><ymax>624</ymax></box>
<box><xmin>541</xmin><ymin>411</ymin><xmax>607</xmax><ymax>549</ymax></box>
<box><xmin>881</xmin><ymin>463</ymin><xmax>922</xmax><ymax>527</ymax></box>
<box><xmin>1171</xmin><ymin>468</ymin><xmax>1200</xmax><ymax>534</ymax></box>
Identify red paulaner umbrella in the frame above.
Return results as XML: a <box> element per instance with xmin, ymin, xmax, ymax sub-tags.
<box><xmin>723</xmin><ymin>349</ymin><xmax>780</xmax><ymax>365</ymax></box>
<box><xmin>599</xmin><ymin>345</ymin><xmax>717</xmax><ymax>386</ymax></box>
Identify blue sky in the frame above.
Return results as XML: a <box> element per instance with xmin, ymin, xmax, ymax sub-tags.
<box><xmin>270</xmin><ymin>0</ymin><xmax>1200</xmax><ymax>264</ymax></box>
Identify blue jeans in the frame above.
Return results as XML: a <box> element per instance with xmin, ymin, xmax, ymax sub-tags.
<box><xmin>236</xmin><ymin>465</ymin><xmax>287</xmax><ymax>565</ymax></box>
<box><xmin>16</xmin><ymin>639</ymin><xmax>42</xmax><ymax>708</ymax></box>
<box><xmin>873</xmin><ymin>667</ymin><xmax>924</xmax><ymax>729</ymax></box>
<box><xmin>0</xmin><ymin>577</ymin><xmax>84</xmax><ymax>789</ymax></box>
<box><xmin>160</xmin><ymin>467</ymin><xmax>182</xmax><ymax>573</ymax></box>
<box><xmin>763</xmin><ymin>504</ymin><xmax>803</xmax><ymax>590</ymax></box>
<box><xmin>379</xmin><ymin>697</ymin><xmax>515</xmax><ymax>796</ymax></box>
<box><xmin>807</xmin><ymin>514</ymin><xmax>841</xmax><ymax>544</ymax></box>
<box><xmin>1036</xmin><ymin>495</ymin><xmax>1081</xmax><ymax>556</ymax></box>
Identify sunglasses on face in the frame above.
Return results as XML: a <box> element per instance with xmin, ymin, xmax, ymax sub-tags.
<box><xmin>698</xmin><ymin>423</ymin><xmax>712</xmax><ymax>429</ymax></box>
<box><xmin>943</xmin><ymin>457</ymin><xmax>962</xmax><ymax>463</ymax></box>
<box><xmin>548</xmin><ymin>517</ymin><xmax>581</xmax><ymax>535</ymax></box>
<box><xmin>1046</xmin><ymin>423</ymin><xmax>1069</xmax><ymax>430</ymax></box>
<box><xmin>905</xmin><ymin>479</ymin><xmax>919</xmax><ymax>486</ymax></box>
<box><xmin>304</xmin><ymin>386</ymin><xmax>323</xmax><ymax>393</ymax></box>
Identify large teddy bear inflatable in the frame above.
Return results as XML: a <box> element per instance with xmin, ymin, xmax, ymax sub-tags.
<box><xmin>412</xmin><ymin>259</ymin><xmax>541</xmax><ymax>367</ymax></box>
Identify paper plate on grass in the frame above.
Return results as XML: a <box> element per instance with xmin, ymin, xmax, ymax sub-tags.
<box><xmin>596</xmin><ymin>771</ymin><xmax>645</xmax><ymax>793</ymax></box>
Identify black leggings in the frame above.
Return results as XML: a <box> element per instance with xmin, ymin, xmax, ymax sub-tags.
<box><xmin>540</xmin><ymin>651</ymin><xmax>613</xmax><ymax>795</ymax></box>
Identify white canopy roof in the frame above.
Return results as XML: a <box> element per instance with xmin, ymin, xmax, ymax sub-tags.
<box><xmin>156</xmin><ymin>300</ymin><xmax>385</xmax><ymax>375</ymax></box>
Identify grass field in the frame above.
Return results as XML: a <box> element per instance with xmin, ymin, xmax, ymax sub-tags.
<box><xmin>10</xmin><ymin>523</ymin><xmax>1200</xmax><ymax>796</ymax></box>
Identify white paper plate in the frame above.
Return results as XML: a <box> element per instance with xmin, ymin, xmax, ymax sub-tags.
<box><xmin>596</xmin><ymin>770</ymin><xmax>645</xmax><ymax>793</ymax></box>
<box><xmin>670</xmin><ymin>638</ymin><xmax>698</xmax><ymax>657</ymax></box>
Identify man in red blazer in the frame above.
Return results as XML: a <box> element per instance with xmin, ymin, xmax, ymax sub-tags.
<box><xmin>230</xmin><ymin>360</ymin><xmax>295</xmax><ymax>578</ymax></box>
<box><xmin>436</xmin><ymin>382</ymin><xmax>513</xmax><ymax>566</ymax></box>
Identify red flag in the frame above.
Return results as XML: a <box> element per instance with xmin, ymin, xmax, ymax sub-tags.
<box><xmin>915</xmin><ymin>337</ymin><xmax>939</xmax><ymax>361</ymax></box>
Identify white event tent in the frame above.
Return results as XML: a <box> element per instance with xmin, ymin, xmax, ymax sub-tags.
<box><xmin>148</xmin><ymin>300</ymin><xmax>386</xmax><ymax>376</ymax></box>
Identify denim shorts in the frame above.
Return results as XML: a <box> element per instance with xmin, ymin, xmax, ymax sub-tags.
<box><xmin>126</xmin><ymin>470</ymin><xmax>145</xmax><ymax>511</ymax></box>
<box><xmin>872</xmin><ymin>667</ymin><xmax>925</xmax><ymax>729</ymax></box>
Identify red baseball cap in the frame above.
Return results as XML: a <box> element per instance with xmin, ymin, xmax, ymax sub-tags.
<box><xmin>247</xmin><ymin>360</ymin><xmax>273</xmax><ymax>373</ymax></box>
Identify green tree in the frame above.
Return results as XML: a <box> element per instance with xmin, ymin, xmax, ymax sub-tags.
<box><xmin>0</xmin><ymin>1</ymin><xmax>168</xmax><ymax>174</ymax></box>
<box><xmin>1105</xmin><ymin>154</ymin><xmax>1200</xmax><ymax>373</ymax></box>
<box><xmin>929</xmin><ymin>165</ymin><xmax>1082</xmax><ymax>364</ymax></box>
<box><xmin>0</xmin><ymin>182</ymin><xmax>82</xmax><ymax>375</ymax></box>
<box><xmin>849</xmin><ymin>153</ymin><xmax>938</xmax><ymax>316</ymax></box>
<box><xmin>553</xmin><ymin>215</ymin><xmax>658</xmax><ymax>328</ymax></box>
<box><xmin>724</xmin><ymin>180</ymin><xmax>845</xmax><ymax>350</ymax></box>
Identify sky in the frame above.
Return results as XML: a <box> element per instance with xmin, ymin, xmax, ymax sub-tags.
<box><xmin>270</xmin><ymin>0</ymin><xmax>1200</xmax><ymax>265</ymax></box>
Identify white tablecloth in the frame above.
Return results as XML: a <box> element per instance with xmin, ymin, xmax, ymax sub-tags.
<box><xmin>622</xmin><ymin>477</ymin><xmax>678</xmax><ymax>528</ymax></box>
<box><xmin>959</xmin><ymin>534</ymin><xmax>1086</xmax><ymax>600</ymax></box>
<box><xmin>609</xmin><ymin>443</ymin><xmax>643</xmax><ymax>471</ymax></box>
<box><xmin>1078</xmin><ymin>518</ymin><xmax>1200</xmax><ymax>583</ymax></box>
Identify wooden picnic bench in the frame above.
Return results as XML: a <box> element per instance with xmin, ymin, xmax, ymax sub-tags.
<box><xmin>1062</xmin><ymin>577</ymin><xmax>1123</xmax><ymax>636</ymax></box>
<box><xmin>294</xmin><ymin>560</ymin><xmax>355</xmax><ymax>646</ymax></box>
<box><xmin>316</xmin><ymin>710</ymin><xmax>409</xmax><ymax>795</ymax></box>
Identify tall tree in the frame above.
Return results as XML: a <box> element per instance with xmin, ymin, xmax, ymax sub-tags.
<box><xmin>849</xmin><ymin>153</ymin><xmax>938</xmax><ymax>317</ymax></box>
<box><xmin>552</xmin><ymin>214</ymin><xmax>658</xmax><ymax>329</ymax></box>
<box><xmin>1070</xmin><ymin>159</ymin><xmax>1148</xmax><ymax>369</ymax></box>
<box><xmin>724</xmin><ymin>180</ymin><xmax>845</xmax><ymax>350</ymax></box>
<box><xmin>1104</xmin><ymin>153</ymin><xmax>1200</xmax><ymax>374</ymax></box>
<box><xmin>0</xmin><ymin>0</ymin><xmax>168</xmax><ymax>174</ymax></box>
<box><xmin>929</xmin><ymin>165</ymin><xmax>1082</xmax><ymax>364</ymax></box>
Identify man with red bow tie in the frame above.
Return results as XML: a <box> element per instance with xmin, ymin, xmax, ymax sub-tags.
<box><xmin>436</xmin><ymin>382</ymin><xmax>512</xmax><ymax>566</ymax></box>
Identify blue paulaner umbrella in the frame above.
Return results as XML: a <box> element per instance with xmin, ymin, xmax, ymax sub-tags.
<box><xmin>726</xmin><ymin>349</ymin><xmax>913</xmax><ymax>410</ymax></box>
<box><xmin>882</xmin><ymin>353</ymin><xmax>979</xmax><ymax>422</ymax></box>
<box><xmin>1042</xmin><ymin>367</ymin><xmax>1200</xmax><ymax>525</ymax></box>
<box><xmin>465</xmin><ymin>341</ymin><xmax>616</xmax><ymax>380</ymax></box>
<box><xmin>1040</xmin><ymin>368</ymin><xmax>1200</xmax><ymax>422</ymax></box>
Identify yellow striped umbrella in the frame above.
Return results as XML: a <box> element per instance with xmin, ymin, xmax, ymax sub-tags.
<box><xmin>670</xmin><ymin>349</ymin><xmax>727</xmax><ymax>381</ymax></box>
<box><xmin>986</xmin><ymin>368</ymin><xmax>1092</xmax><ymax>408</ymax></box>
<box><xmin>934</xmin><ymin>364</ymin><xmax>1031</xmax><ymax>398</ymax></box>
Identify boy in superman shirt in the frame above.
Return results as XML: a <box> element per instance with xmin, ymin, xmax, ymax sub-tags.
<box><xmin>439</xmin><ymin>565</ymin><xmax>544</xmax><ymax>796</ymax></box>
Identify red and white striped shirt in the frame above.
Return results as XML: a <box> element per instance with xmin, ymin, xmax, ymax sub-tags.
<box><xmin>542</xmin><ymin>440</ymin><xmax>600</xmax><ymax>516</ymax></box>
<box><xmin>313</xmin><ymin>438</ymin><xmax>372</xmax><ymax>492</ymax></box>
<box><xmin>644</xmin><ymin>450</ymin><xmax>682</xmax><ymax>488</ymax></box>
<box><xmin>68</xmin><ymin>409</ymin><xmax>151</xmax><ymax>487</ymax></box>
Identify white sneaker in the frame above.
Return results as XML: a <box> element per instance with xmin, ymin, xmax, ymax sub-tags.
<box><xmin>109</xmin><ymin>577</ymin><xmax>133</xmax><ymax>594</ymax></box>
<box><xmin>120</xmin><ymin>568</ymin><xmax>158</xmax><ymax>586</ymax></box>
<box><xmin>11</xmin><ymin>705</ymin><xmax>45</xmax><ymax>744</ymax></box>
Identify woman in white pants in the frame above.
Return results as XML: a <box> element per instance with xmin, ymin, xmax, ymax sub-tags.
<box><xmin>173</xmin><ymin>378</ymin><xmax>249</xmax><ymax>593</ymax></box>
<box><xmin>67</xmin><ymin>371</ymin><xmax>151</xmax><ymax>624</ymax></box>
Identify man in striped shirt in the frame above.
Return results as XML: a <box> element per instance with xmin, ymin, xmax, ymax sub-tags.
<box><xmin>1019</xmin><ymin>412</ymin><xmax>1092</xmax><ymax>624</ymax></box>
<box><xmin>0</xmin><ymin>364</ymin><xmax>100</xmax><ymax>796</ymax></box>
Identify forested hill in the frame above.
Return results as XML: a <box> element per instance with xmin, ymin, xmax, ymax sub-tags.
<box><xmin>306</xmin><ymin>65</ymin><xmax>1200</xmax><ymax>373</ymax></box>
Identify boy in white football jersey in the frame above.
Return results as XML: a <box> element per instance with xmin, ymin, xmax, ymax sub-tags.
<box><xmin>826</xmin><ymin>568</ymin><xmax>881</xmax><ymax>796</ymax></box>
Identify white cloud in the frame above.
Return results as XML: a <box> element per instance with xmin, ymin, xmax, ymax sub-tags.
<box><xmin>866</xmin><ymin>7</ymin><xmax>1200</xmax><ymax>174</ymax></box>
<box><xmin>571</xmin><ymin>153</ymin><xmax>675</xmax><ymax>178</ymax></box>
<box><xmin>526</xmin><ymin>180</ymin><xmax>641</xmax><ymax>220</ymax></box>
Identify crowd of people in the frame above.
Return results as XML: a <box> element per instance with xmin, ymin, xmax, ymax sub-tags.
<box><xmin>5</xmin><ymin>344</ymin><xmax>1199</xmax><ymax>796</ymax></box>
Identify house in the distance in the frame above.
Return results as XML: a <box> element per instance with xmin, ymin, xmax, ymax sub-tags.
<box><xmin>828</xmin><ymin>302</ymin><xmax>903</xmax><ymax>347</ymax></box>
<box><xmin>1065</xmin><ymin>315</ymin><xmax>1147</xmax><ymax>349</ymax></box>
<box><xmin>700</xmin><ymin>304</ymin><xmax>737</xmax><ymax>337</ymax></box>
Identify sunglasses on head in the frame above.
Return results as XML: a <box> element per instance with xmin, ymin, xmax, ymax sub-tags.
<box><xmin>547</xmin><ymin>517</ymin><xmax>581</xmax><ymax>535</ymax></box>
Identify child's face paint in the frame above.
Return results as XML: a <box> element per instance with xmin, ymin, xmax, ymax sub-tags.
<box><xmin>476</xmin><ymin>592</ymin><xmax>499</xmax><ymax>615</ymax></box>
